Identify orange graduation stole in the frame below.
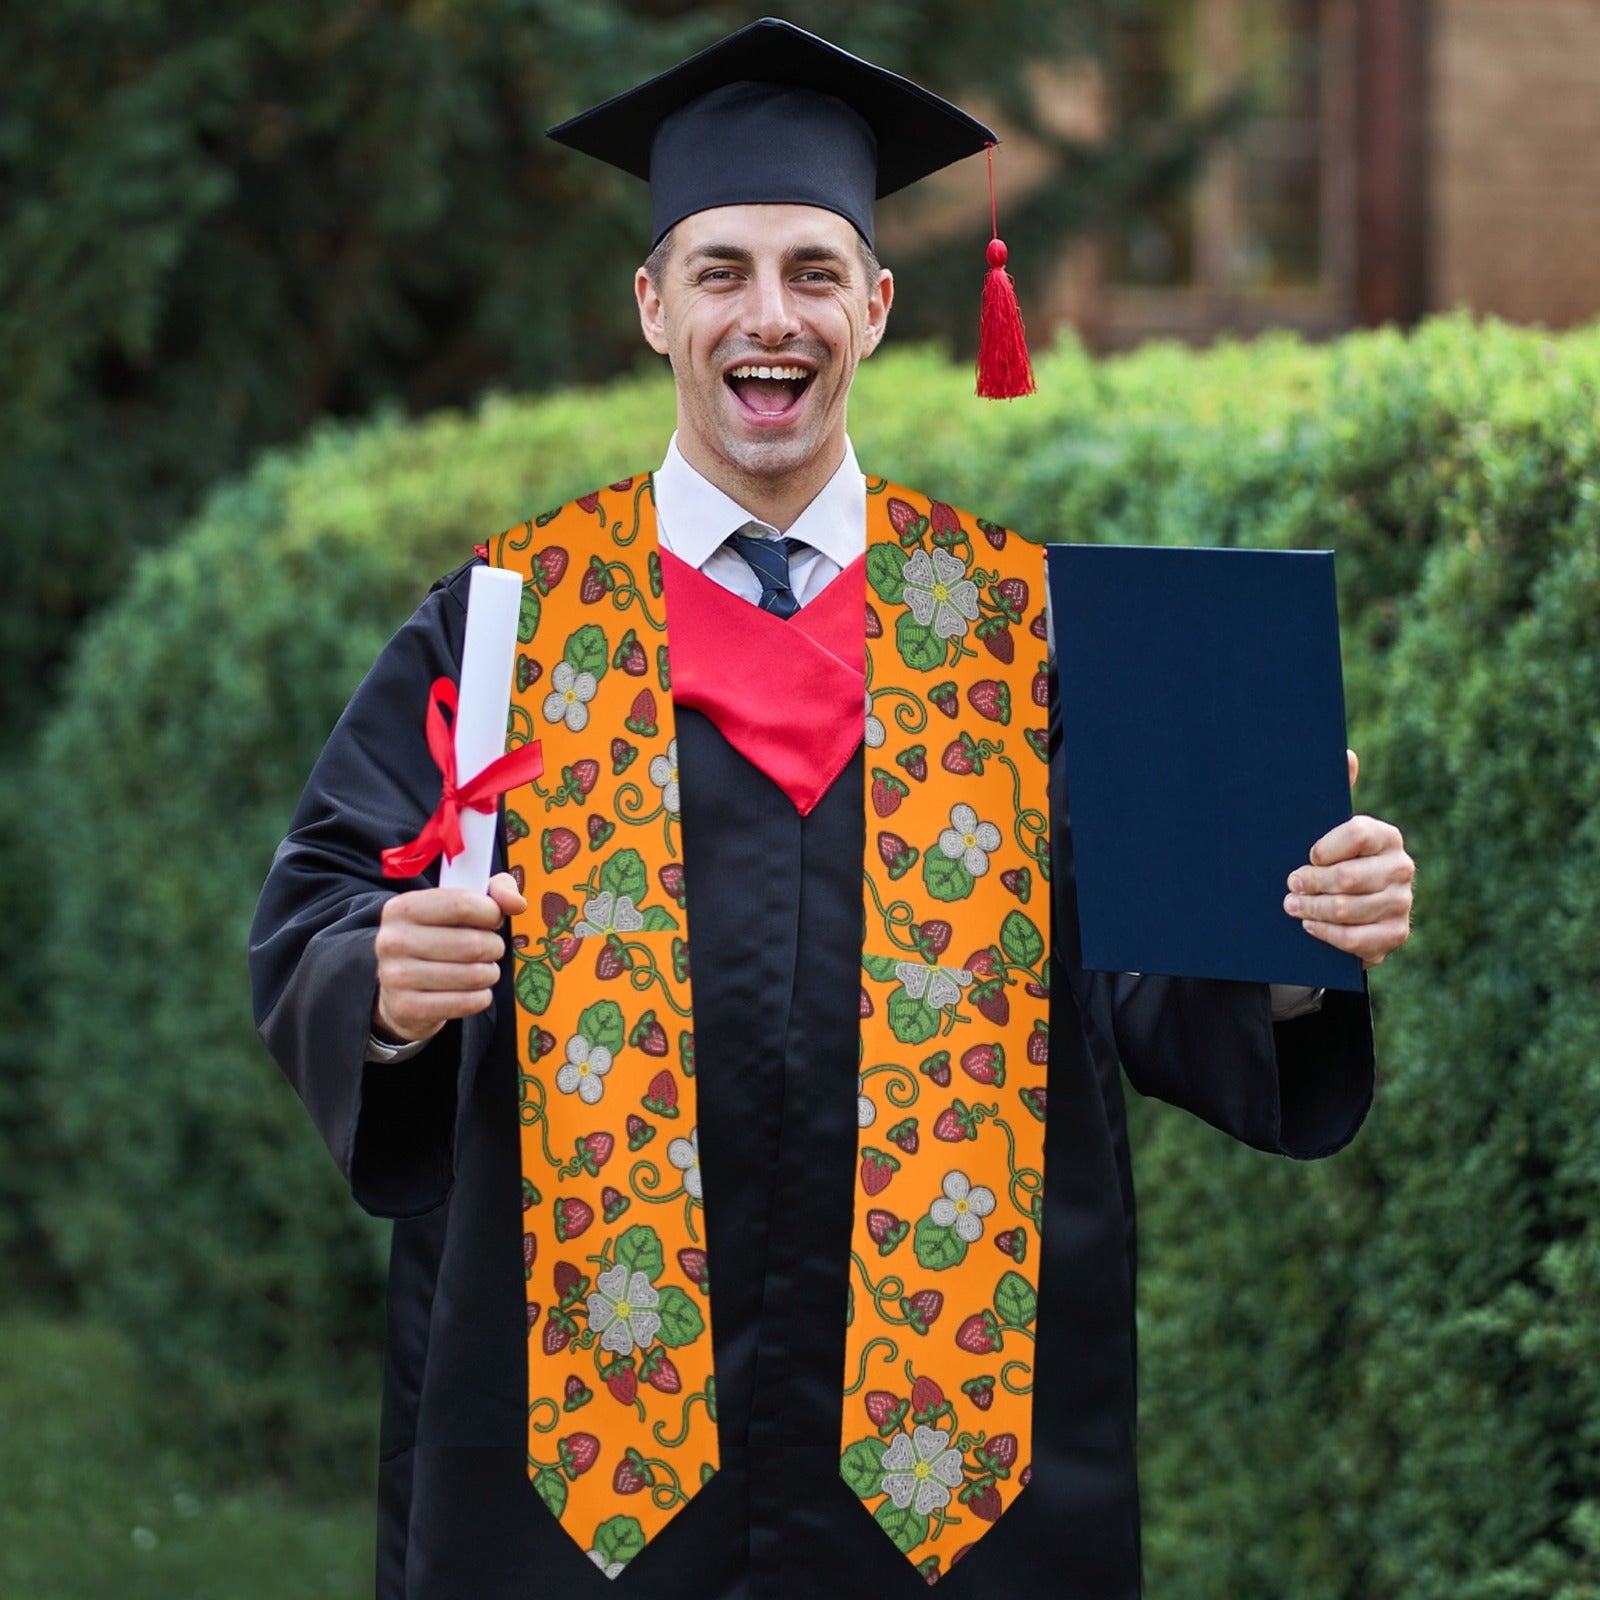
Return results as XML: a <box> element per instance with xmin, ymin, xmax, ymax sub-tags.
<box><xmin>487</xmin><ymin>475</ymin><xmax>1049</xmax><ymax>1583</ymax></box>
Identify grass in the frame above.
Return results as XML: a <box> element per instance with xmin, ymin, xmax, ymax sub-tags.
<box><xmin>0</xmin><ymin>1315</ymin><xmax>371</xmax><ymax>1598</ymax></box>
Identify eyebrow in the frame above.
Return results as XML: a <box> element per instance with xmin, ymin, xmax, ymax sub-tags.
<box><xmin>684</xmin><ymin>242</ymin><xmax>855</xmax><ymax>272</ymax></box>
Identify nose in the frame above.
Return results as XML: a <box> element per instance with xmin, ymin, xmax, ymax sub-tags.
<box><xmin>745</xmin><ymin>267</ymin><xmax>801</xmax><ymax>347</ymax></box>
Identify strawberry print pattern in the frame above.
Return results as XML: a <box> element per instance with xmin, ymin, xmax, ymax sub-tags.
<box><xmin>849</xmin><ymin>481</ymin><xmax>1050</xmax><ymax>1579</ymax></box>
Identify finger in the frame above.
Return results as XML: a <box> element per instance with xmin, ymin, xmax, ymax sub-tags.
<box><xmin>1284</xmin><ymin>882</ymin><xmax>1413</xmax><ymax>927</ymax></box>
<box><xmin>1302</xmin><ymin>915</ymin><xmax>1410</xmax><ymax>966</ymax></box>
<box><xmin>375</xmin><ymin>923</ymin><xmax>506</xmax><ymax>965</ymax></box>
<box><xmin>380</xmin><ymin>957</ymin><xmax>504</xmax><ymax>994</ymax></box>
<box><xmin>382</xmin><ymin>887</ymin><xmax>509</xmax><ymax>930</ymax></box>
<box><xmin>1347</xmin><ymin>748</ymin><xmax>1359</xmax><ymax>790</ymax></box>
<box><xmin>1307</xmin><ymin>814</ymin><xmax>1405</xmax><ymax>869</ymax></box>
<box><xmin>1288</xmin><ymin>849</ymin><xmax>1415</xmax><ymax>899</ymax></box>
<box><xmin>488</xmin><ymin>871</ymin><xmax>529</xmax><ymax>917</ymax></box>
<box><xmin>375</xmin><ymin>985</ymin><xmax>494</xmax><ymax>1042</ymax></box>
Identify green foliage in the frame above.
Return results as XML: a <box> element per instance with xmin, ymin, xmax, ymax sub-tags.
<box><xmin>31</xmin><ymin>315</ymin><xmax>1600</xmax><ymax>1600</ymax></box>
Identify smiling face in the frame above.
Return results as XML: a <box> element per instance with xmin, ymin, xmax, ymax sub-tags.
<box><xmin>636</xmin><ymin>204</ymin><xmax>893</xmax><ymax>527</ymax></box>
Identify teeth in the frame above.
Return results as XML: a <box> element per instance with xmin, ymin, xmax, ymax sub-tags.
<box><xmin>727</xmin><ymin>365</ymin><xmax>808</xmax><ymax>381</ymax></box>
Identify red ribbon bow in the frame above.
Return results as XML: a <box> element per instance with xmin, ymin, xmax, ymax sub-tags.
<box><xmin>381</xmin><ymin>677</ymin><xmax>544</xmax><ymax>879</ymax></box>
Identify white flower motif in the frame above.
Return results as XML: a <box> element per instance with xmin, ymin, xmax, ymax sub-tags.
<box><xmin>648</xmin><ymin>737</ymin><xmax>681</xmax><ymax>817</ymax></box>
<box><xmin>542</xmin><ymin>660</ymin><xmax>598</xmax><ymax>732</ymax></box>
<box><xmin>902</xmin><ymin>549</ymin><xmax>980</xmax><ymax>640</ymax></box>
<box><xmin>929</xmin><ymin>1170</ymin><xmax>996</xmax><ymax>1243</ymax></box>
<box><xmin>857</xmin><ymin>1073</ymin><xmax>876</xmax><ymax>1129</ymax></box>
<box><xmin>864</xmin><ymin>688</ymin><xmax>885</xmax><ymax>750</ymax></box>
<box><xmin>938</xmin><ymin>802</ymin><xmax>1002</xmax><ymax>877</ymax></box>
<box><xmin>880</xmin><ymin>1425</ymin><xmax>966</xmax><ymax>1516</ymax></box>
<box><xmin>556</xmin><ymin>1034</ymin><xmax>612</xmax><ymax>1104</ymax></box>
<box><xmin>586</xmin><ymin>1262</ymin><xmax>661</xmax><ymax>1356</ymax></box>
<box><xmin>586</xmin><ymin>1550</ymin><xmax>626</xmax><ymax>1581</ymax></box>
<box><xmin>667</xmin><ymin>1126</ymin><xmax>703</xmax><ymax>1201</ymax></box>
<box><xmin>894</xmin><ymin>960</ymin><xmax>973</xmax><ymax>1011</ymax></box>
<box><xmin>573</xmin><ymin>889</ymin><xmax>645</xmax><ymax>938</ymax></box>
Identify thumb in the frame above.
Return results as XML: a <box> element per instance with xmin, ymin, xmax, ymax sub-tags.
<box><xmin>487</xmin><ymin>870</ymin><xmax>528</xmax><ymax>917</ymax></box>
<box><xmin>1347</xmin><ymin>748</ymin><xmax>1360</xmax><ymax>792</ymax></box>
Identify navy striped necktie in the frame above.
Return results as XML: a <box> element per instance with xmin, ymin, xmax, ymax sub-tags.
<box><xmin>726</xmin><ymin>524</ymin><xmax>806</xmax><ymax>620</ymax></box>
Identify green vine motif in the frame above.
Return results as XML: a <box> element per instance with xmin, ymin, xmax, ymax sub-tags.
<box><xmin>625</xmin><ymin>1159</ymin><xmax>702</xmax><ymax>1243</ymax></box>
<box><xmin>842</xmin><ymin>1336</ymin><xmax>899</xmax><ymax>1398</ymax></box>
<box><xmin>638</xmin><ymin>1454</ymin><xmax>690</xmax><ymax>1512</ymax></box>
<box><xmin>516</xmin><ymin>1071</ymin><xmax>560</xmax><ymax>1169</ymax></box>
<box><xmin>1000</xmin><ymin>1357</ymin><xmax>1035</xmax><ymax>1395</ymax></box>
<box><xmin>608</xmin><ymin>479</ymin><xmax>654</xmax><ymax>551</ymax></box>
<box><xmin>507</xmin><ymin>705</ymin><xmax>537</xmax><ymax>747</ymax></box>
<box><xmin>615</xmin><ymin>781</ymin><xmax>679</xmax><ymax>856</ymax></box>
<box><xmin>499</xmin><ymin>519</ymin><xmax>538</xmax><ymax>557</ymax></box>
<box><xmin>991</xmin><ymin>1115</ymin><xmax>1044</xmax><ymax>1231</ymax></box>
<box><xmin>929</xmin><ymin>1503</ymin><xmax>963</xmax><ymax>1542</ymax></box>
<box><xmin>874</xmin><ymin>684</ymin><xmax>929</xmax><ymax>735</ymax></box>
<box><xmin>651</xmin><ymin>1384</ymin><xmax>716</xmax><ymax>1449</ymax></box>
<box><xmin>849</xmin><ymin>1252</ymin><xmax>916</xmax><ymax>1327</ymax></box>
<box><xmin>621</xmin><ymin>942</ymin><xmax>693</xmax><ymax>1018</ymax></box>
<box><xmin>998</xmin><ymin>753</ymin><xmax>1051</xmax><ymax>877</ymax></box>
<box><xmin>862</xmin><ymin>874</ymin><xmax>930</xmax><ymax>957</ymax></box>
<box><xmin>588</xmin><ymin>557</ymin><xmax>667</xmax><ymax>633</ymax></box>
<box><xmin>861</xmin><ymin>1063</ymin><xmax>918</xmax><ymax>1108</ymax></box>
<box><xmin>528</xmin><ymin>1397</ymin><xmax>560</xmax><ymax>1436</ymax></box>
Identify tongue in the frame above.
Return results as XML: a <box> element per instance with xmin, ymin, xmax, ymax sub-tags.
<box><xmin>733</xmin><ymin>377</ymin><xmax>798</xmax><ymax>415</ymax></box>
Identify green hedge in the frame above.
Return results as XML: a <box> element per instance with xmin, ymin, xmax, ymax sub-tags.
<box><xmin>34</xmin><ymin>318</ymin><xmax>1600</xmax><ymax>1599</ymax></box>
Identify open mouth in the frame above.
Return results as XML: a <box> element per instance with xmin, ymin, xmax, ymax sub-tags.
<box><xmin>725</xmin><ymin>363</ymin><xmax>813</xmax><ymax>418</ymax></box>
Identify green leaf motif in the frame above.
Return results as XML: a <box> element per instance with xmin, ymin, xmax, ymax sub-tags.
<box><xmin>867</xmin><ymin>544</ymin><xmax>909</xmax><ymax>606</ymax></box>
<box><xmin>887</xmin><ymin>990</ymin><xmax>940</xmax><ymax>1047</ymax></box>
<box><xmin>564</xmin><ymin>623</ymin><xmax>609</xmax><ymax>684</ymax></box>
<box><xmin>615</xmin><ymin>1224</ymin><xmax>665</xmax><ymax>1284</ymax></box>
<box><xmin>840</xmin><ymin>1437</ymin><xmax>888</xmax><ymax>1499</ymax></box>
<box><xmin>575</xmin><ymin>999</ymin><xmax>625</xmax><ymax>1055</ymax></box>
<box><xmin>999</xmin><ymin>910</ymin><xmax>1045</xmax><ymax>970</ymax></box>
<box><xmin>533</xmin><ymin>1467</ymin><xmax>567</xmax><ymax>1519</ymax></box>
<box><xmin>923</xmin><ymin>852</ymin><xmax>975</xmax><ymax>903</ymax></box>
<box><xmin>913</xmin><ymin>1215</ymin><xmax>970</xmax><ymax>1272</ymax></box>
<box><xmin>594</xmin><ymin>1514</ymin><xmax>646</xmax><ymax>1569</ymax></box>
<box><xmin>654</xmin><ymin>1284</ymin><xmax>705</xmax><ymax>1348</ymax></box>
<box><xmin>862</xmin><ymin>952</ymin><xmax>902</xmax><ymax>983</ymax></box>
<box><xmin>518</xmin><ymin>587</ymin><xmax>541</xmax><ymax>643</ymax></box>
<box><xmin>995</xmin><ymin>1269</ymin><xmax>1038</xmax><ymax>1328</ymax></box>
<box><xmin>515</xmin><ymin>960</ymin><xmax>554</xmax><ymax>1016</ymax></box>
<box><xmin>896</xmin><ymin>612</ymin><xmax>948</xmax><ymax>674</ymax></box>
<box><xmin>874</xmin><ymin>1501</ymin><xmax>930</xmax><ymax>1555</ymax></box>
<box><xmin>638</xmin><ymin>905</ymin><xmax>680</xmax><ymax>932</ymax></box>
<box><xmin>600</xmin><ymin>847</ymin><xmax>648</xmax><ymax>903</ymax></box>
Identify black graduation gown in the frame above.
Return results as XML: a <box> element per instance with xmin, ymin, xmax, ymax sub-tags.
<box><xmin>250</xmin><ymin>559</ymin><xmax>1374</xmax><ymax>1600</ymax></box>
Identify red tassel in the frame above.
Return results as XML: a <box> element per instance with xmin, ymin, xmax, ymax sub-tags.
<box><xmin>976</xmin><ymin>145</ymin><xmax>1035</xmax><ymax>400</ymax></box>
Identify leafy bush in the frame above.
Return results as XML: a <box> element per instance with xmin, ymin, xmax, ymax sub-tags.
<box><xmin>34</xmin><ymin>316</ymin><xmax>1600</xmax><ymax>1600</ymax></box>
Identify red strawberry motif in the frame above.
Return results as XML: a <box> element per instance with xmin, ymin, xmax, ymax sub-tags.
<box><xmin>864</xmin><ymin>1391</ymin><xmax>903</xmax><ymax>1427</ymax></box>
<box><xmin>941</xmin><ymin>737</ymin><xmax>976</xmax><ymax>775</ymax></box>
<box><xmin>552</xmin><ymin>1197</ymin><xmax>593</xmax><ymax>1242</ymax></box>
<box><xmin>920</xmin><ymin>1050</ymin><xmax>952</xmax><ymax>1088</ymax></box>
<box><xmin>928</xmin><ymin>500</ymin><xmax>961</xmax><ymax>543</ymax></box>
<box><xmin>606</xmin><ymin>1366</ymin><xmax>638</xmax><ymax>1405</ymax></box>
<box><xmin>600</xmin><ymin>1186</ymin><xmax>629</xmax><ymax>1224</ymax></box>
<box><xmin>553</xmin><ymin>1260</ymin><xmax>585</xmax><ymax>1300</ymax></box>
<box><xmin>974</xmin><ymin>987</ymin><xmax>1011</xmax><ymax>1027</ymax></box>
<box><xmin>933</xmin><ymin>1105</ymin><xmax>976</xmax><ymax>1142</ymax></box>
<box><xmin>528</xmin><ymin>1028</ymin><xmax>557</xmax><ymax>1062</ymax></box>
<box><xmin>541</xmin><ymin>827</ymin><xmax>580</xmax><ymax>871</ymax></box>
<box><xmin>627</xmin><ymin>689</ymin><xmax>659</xmax><ymax>737</ymax></box>
<box><xmin>916</xmin><ymin>920</ymin><xmax>953</xmax><ymax>958</ymax></box>
<box><xmin>967</xmin><ymin>1485</ymin><xmax>1002</xmax><ymax>1523</ymax></box>
<box><xmin>535</xmin><ymin>547</ymin><xmax>569</xmax><ymax>590</ymax></box>
<box><xmin>541</xmin><ymin>892</ymin><xmax>570</xmax><ymax>929</ymax></box>
<box><xmin>613</xmin><ymin>1452</ymin><xmax>650</xmax><ymax>1495</ymax></box>
<box><xmin>995</xmin><ymin>576</ymin><xmax>1030</xmax><ymax>617</ymax></box>
<box><xmin>595</xmin><ymin>939</ymin><xmax>628</xmax><ymax>981</ymax></box>
<box><xmin>510</xmin><ymin>864</ymin><xmax>526</xmax><ymax>896</ymax></box>
<box><xmin>626</xmin><ymin>1114</ymin><xmax>655</xmax><ymax>1151</ymax></box>
<box><xmin>563</xmin><ymin>1374</ymin><xmax>593</xmax><ymax>1411</ymax></box>
<box><xmin>961</xmin><ymin>1044</ymin><xmax>1006</xmax><ymax>1085</ymax></box>
<box><xmin>978</xmin><ymin>623</ymin><xmax>1015</xmax><ymax>665</ymax></box>
<box><xmin>505</xmin><ymin>810</ymin><xmax>530</xmax><ymax>846</ymax></box>
<box><xmin>1019</xmin><ymin>1086</ymin><xmax>1048</xmax><ymax>1121</ymax></box>
<box><xmin>526</xmin><ymin>1299</ymin><xmax>541</xmax><ymax>1333</ymax></box>
<box><xmin>587</xmin><ymin>813</ymin><xmax>616</xmax><ymax>850</ymax></box>
<box><xmin>522</xmin><ymin>1176</ymin><xmax>542</xmax><ymax>1210</ymax></box>
<box><xmin>961</xmin><ymin>1375</ymin><xmax>996</xmax><ymax>1411</ymax></box>
<box><xmin>1030</xmin><ymin>610</ymin><xmax>1049</xmax><ymax>640</ymax></box>
<box><xmin>955</xmin><ymin>1310</ymin><xmax>1001</xmax><ymax>1354</ymax></box>
<box><xmin>876</xmin><ymin>831</ymin><xmax>919</xmax><ymax>880</ymax></box>
<box><xmin>542</xmin><ymin>1311</ymin><xmax>573</xmax><ymax>1355</ymax></box>
<box><xmin>609</xmin><ymin>477</ymin><xmax>635</xmax><ymax>492</ymax></box>
<box><xmin>865</xmin><ymin>602</ymin><xmax>883</xmax><ymax>638</ymax></box>
<box><xmin>1032</xmin><ymin>670</ymin><xmax>1049</xmax><ymax>708</ymax></box>
<box><xmin>516</xmin><ymin>653</ymin><xmax>543</xmax><ymax>691</ymax></box>
<box><xmin>859</xmin><ymin>988</ymin><xmax>873</xmax><ymax>1019</ymax></box>
<box><xmin>928</xmin><ymin>681</ymin><xmax>959</xmax><ymax>718</ymax></box>
<box><xmin>659</xmin><ymin>862</ymin><xmax>687</xmax><ymax>907</ymax></box>
<box><xmin>995</xmin><ymin>1228</ymin><xmax>1027</xmax><ymax>1263</ymax></box>
<box><xmin>871</xmin><ymin>769</ymin><xmax>909</xmax><ymax>817</ymax></box>
<box><xmin>859</xmin><ymin>1148</ymin><xmax>900</xmax><ymax>1196</ymax></box>
<box><xmin>968</xmin><ymin>679</ymin><xmax>1012</xmax><ymax>724</ymax></box>
<box><xmin>611</xmin><ymin>736</ymin><xmax>638</xmax><ymax>775</ymax></box>
<box><xmin>1025</xmin><ymin>980</ymin><xmax>1049</xmax><ymax>999</ymax></box>
<box><xmin>677</xmin><ymin>1247</ymin><xmax>710</xmax><ymax>1289</ymax></box>
<box><xmin>886</xmin><ymin>1117</ymin><xmax>919</xmax><ymax>1155</ymax></box>
<box><xmin>866</xmin><ymin>1208</ymin><xmax>909</xmax><ymax>1255</ymax></box>
<box><xmin>1027</xmin><ymin>1023</ymin><xmax>1049</xmax><ymax>1066</ymax></box>
<box><xmin>569</xmin><ymin>759</ymin><xmax>600</xmax><ymax>798</ymax></box>
<box><xmin>897</xmin><ymin>744</ymin><xmax>929</xmax><ymax>782</ymax></box>
<box><xmin>643</xmin><ymin>1070</ymin><xmax>679</xmax><ymax>1117</ymax></box>
<box><xmin>1000</xmin><ymin>866</ymin><xmax>1032</xmax><ymax>903</ymax></box>
<box><xmin>549</xmin><ymin>933</ymin><xmax>581</xmax><ymax>969</ymax></box>
<box><xmin>978</xmin><ymin>518</ymin><xmax>1008</xmax><ymax>550</ymax></box>
<box><xmin>579</xmin><ymin>557</ymin><xmax>612</xmax><ymax>603</ymax></box>
<box><xmin>887</xmin><ymin>497</ymin><xmax>929</xmax><ymax>546</ymax></box>
<box><xmin>581</xmin><ymin>1131</ymin><xmax>615</xmax><ymax>1169</ymax></box>
<box><xmin>576</xmin><ymin>492</ymin><xmax>602</xmax><ymax>514</ymax></box>
<box><xmin>911</xmin><ymin>1375</ymin><xmax>945</xmax><ymax>1417</ymax></box>
<box><xmin>633</xmin><ymin>1017</ymin><xmax>669</xmax><ymax>1056</ymax></box>
<box><xmin>613</xmin><ymin>629</ymin><xmax>648</xmax><ymax>676</ymax></box>
<box><xmin>901</xmin><ymin>1289</ymin><xmax>944</xmax><ymax>1333</ymax></box>
<box><xmin>678</xmin><ymin>1031</ymin><xmax>695</xmax><ymax>1076</ymax></box>
<box><xmin>560</xmin><ymin>1432</ymin><xmax>600</xmax><ymax>1476</ymax></box>
<box><xmin>641</xmin><ymin>1347</ymin><xmax>682</xmax><ymax>1394</ymax></box>
<box><xmin>1020</xmin><ymin>1464</ymin><xmax>1032</xmax><ymax>1488</ymax></box>
<box><xmin>986</xmin><ymin>1432</ymin><xmax>1020</xmax><ymax>1469</ymax></box>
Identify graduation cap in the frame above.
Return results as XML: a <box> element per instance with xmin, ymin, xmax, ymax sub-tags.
<box><xmin>548</xmin><ymin>16</ymin><xmax>1036</xmax><ymax>397</ymax></box>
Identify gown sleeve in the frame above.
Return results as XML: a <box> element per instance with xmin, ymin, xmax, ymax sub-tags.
<box><xmin>249</xmin><ymin>561</ymin><xmax>498</xmax><ymax>1216</ymax></box>
<box><xmin>1047</xmin><ymin>683</ymin><xmax>1375</xmax><ymax>1161</ymax></box>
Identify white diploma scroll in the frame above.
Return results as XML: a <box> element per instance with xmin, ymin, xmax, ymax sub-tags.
<box><xmin>439</xmin><ymin>564</ymin><xmax>526</xmax><ymax>893</ymax></box>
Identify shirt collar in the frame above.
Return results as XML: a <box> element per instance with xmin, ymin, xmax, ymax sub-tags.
<box><xmin>653</xmin><ymin>434</ymin><xmax>866</xmax><ymax>571</ymax></box>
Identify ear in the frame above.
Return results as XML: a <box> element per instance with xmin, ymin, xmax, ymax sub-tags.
<box><xmin>861</xmin><ymin>268</ymin><xmax>894</xmax><ymax>358</ymax></box>
<box><xmin>636</xmin><ymin>266</ymin><xmax>670</xmax><ymax>356</ymax></box>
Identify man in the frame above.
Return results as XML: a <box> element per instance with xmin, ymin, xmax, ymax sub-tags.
<box><xmin>250</xmin><ymin>19</ymin><xmax>1413</xmax><ymax>1599</ymax></box>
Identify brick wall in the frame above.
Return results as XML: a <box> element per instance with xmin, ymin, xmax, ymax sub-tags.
<box><xmin>1431</xmin><ymin>0</ymin><xmax>1600</xmax><ymax>327</ymax></box>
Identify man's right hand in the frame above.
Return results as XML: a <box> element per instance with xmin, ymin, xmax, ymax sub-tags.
<box><xmin>372</xmin><ymin>871</ymin><xmax>528</xmax><ymax>1045</ymax></box>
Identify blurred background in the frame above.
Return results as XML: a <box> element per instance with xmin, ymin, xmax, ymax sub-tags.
<box><xmin>3</xmin><ymin>2</ymin><xmax>1598</xmax><ymax>1595</ymax></box>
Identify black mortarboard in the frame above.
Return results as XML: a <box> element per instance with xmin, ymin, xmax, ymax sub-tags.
<box><xmin>546</xmin><ymin>17</ymin><xmax>998</xmax><ymax>249</ymax></box>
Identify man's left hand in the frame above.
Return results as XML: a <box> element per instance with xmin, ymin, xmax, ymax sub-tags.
<box><xmin>1284</xmin><ymin>750</ymin><xmax>1415</xmax><ymax>968</ymax></box>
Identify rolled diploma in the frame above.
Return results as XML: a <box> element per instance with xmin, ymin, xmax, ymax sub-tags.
<box><xmin>439</xmin><ymin>564</ymin><xmax>526</xmax><ymax>893</ymax></box>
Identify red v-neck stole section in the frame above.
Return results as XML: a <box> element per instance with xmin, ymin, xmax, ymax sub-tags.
<box><xmin>660</xmin><ymin>550</ymin><xmax>867</xmax><ymax>816</ymax></box>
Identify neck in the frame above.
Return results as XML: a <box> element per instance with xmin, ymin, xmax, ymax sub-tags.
<box><xmin>675</xmin><ymin>434</ymin><xmax>846</xmax><ymax>533</ymax></box>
